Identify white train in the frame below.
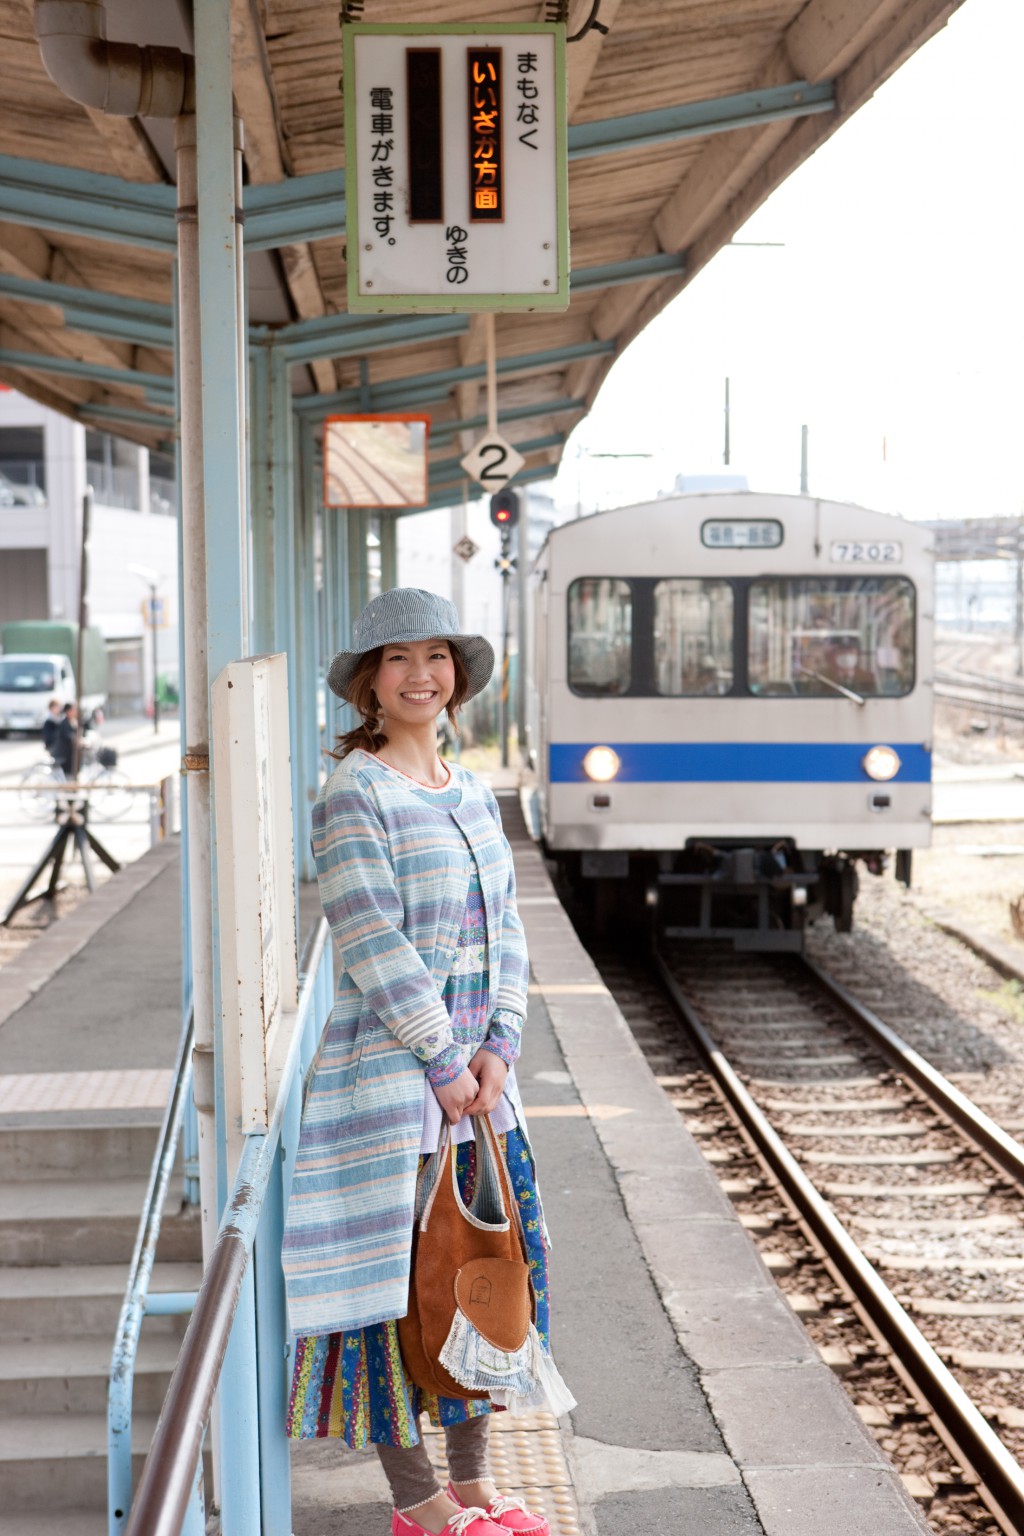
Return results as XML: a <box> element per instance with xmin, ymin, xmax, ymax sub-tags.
<box><xmin>526</xmin><ymin>492</ymin><xmax>933</xmax><ymax>948</ymax></box>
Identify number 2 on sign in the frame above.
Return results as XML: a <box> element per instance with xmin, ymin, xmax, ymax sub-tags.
<box><xmin>477</xmin><ymin>443</ymin><xmax>508</xmax><ymax>483</ymax></box>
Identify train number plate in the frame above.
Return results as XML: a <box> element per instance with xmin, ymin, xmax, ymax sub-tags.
<box><xmin>829</xmin><ymin>539</ymin><xmax>902</xmax><ymax>563</ymax></box>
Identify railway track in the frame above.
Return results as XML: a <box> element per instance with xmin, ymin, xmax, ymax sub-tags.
<box><xmin>935</xmin><ymin>670</ymin><xmax>1024</xmax><ymax>726</ymax></box>
<box><xmin>595</xmin><ymin>943</ymin><xmax>1024</xmax><ymax>1535</ymax></box>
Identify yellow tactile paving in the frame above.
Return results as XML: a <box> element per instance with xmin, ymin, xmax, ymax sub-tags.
<box><xmin>0</xmin><ymin>1068</ymin><xmax>173</xmax><ymax>1112</ymax></box>
<box><xmin>421</xmin><ymin>1411</ymin><xmax>581</xmax><ymax>1536</ymax></box>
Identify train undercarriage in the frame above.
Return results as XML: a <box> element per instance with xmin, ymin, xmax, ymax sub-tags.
<box><xmin>551</xmin><ymin>839</ymin><xmax>914</xmax><ymax>952</ymax></box>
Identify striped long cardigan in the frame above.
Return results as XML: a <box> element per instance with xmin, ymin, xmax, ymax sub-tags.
<box><xmin>282</xmin><ymin>753</ymin><xmax>531</xmax><ymax>1339</ymax></box>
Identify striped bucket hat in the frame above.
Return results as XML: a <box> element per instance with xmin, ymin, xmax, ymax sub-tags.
<box><xmin>327</xmin><ymin>588</ymin><xmax>495</xmax><ymax>703</ymax></box>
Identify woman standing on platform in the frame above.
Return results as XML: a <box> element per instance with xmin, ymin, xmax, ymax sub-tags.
<box><xmin>283</xmin><ymin>589</ymin><xmax>570</xmax><ymax>1536</ymax></box>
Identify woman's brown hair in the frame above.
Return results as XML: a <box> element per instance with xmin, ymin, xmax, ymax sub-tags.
<box><xmin>331</xmin><ymin>641</ymin><xmax>470</xmax><ymax>759</ymax></box>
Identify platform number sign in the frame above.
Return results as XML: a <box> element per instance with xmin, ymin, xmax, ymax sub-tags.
<box><xmin>460</xmin><ymin>431</ymin><xmax>525</xmax><ymax>490</ymax></box>
<box><xmin>344</xmin><ymin>23</ymin><xmax>568</xmax><ymax>313</ymax></box>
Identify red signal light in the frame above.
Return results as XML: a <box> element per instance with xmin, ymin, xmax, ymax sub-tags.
<box><xmin>489</xmin><ymin>489</ymin><xmax>520</xmax><ymax>529</ymax></box>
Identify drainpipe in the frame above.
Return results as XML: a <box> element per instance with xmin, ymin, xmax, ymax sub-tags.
<box><xmin>34</xmin><ymin>0</ymin><xmax>192</xmax><ymax>116</ymax></box>
<box><xmin>32</xmin><ymin>1</ymin><xmax>221</xmax><ymax>1283</ymax></box>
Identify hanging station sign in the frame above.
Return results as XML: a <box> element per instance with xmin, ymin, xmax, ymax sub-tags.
<box><xmin>343</xmin><ymin>23</ymin><xmax>569</xmax><ymax>313</ymax></box>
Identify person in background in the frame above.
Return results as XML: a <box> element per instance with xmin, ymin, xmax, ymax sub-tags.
<box><xmin>51</xmin><ymin>702</ymin><xmax>77</xmax><ymax>777</ymax></box>
<box><xmin>42</xmin><ymin>699</ymin><xmax>62</xmax><ymax>759</ymax></box>
<box><xmin>823</xmin><ymin>637</ymin><xmax>877</xmax><ymax>695</ymax></box>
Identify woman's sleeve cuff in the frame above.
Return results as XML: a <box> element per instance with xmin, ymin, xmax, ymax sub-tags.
<box><xmin>424</xmin><ymin>1041</ymin><xmax>465</xmax><ymax>1087</ymax></box>
<box><xmin>483</xmin><ymin>1006</ymin><xmax>523</xmax><ymax>1068</ymax></box>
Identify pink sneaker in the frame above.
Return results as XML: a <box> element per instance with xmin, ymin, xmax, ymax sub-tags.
<box><xmin>448</xmin><ymin>1486</ymin><xmax>550</xmax><ymax>1536</ymax></box>
<box><xmin>393</xmin><ymin>1505</ymin><xmax>506</xmax><ymax>1536</ymax></box>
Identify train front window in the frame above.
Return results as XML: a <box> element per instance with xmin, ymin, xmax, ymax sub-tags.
<box><xmin>654</xmin><ymin>580</ymin><xmax>734</xmax><ymax>695</ymax></box>
<box><xmin>567</xmin><ymin>578</ymin><xmax>632</xmax><ymax>696</ymax></box>
<box><xmin>748</xmin><ymin>577</ymin><xmax>915</xmax><ymax>697</ymax></box>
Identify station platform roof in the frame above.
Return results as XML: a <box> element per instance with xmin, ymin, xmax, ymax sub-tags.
<box><xmin>0</xmin><ymin>0</ymin><xmax>967</xmax><ymax>504</ymax></box>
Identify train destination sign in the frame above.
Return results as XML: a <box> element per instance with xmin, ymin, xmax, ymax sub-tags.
<box><xmin>343</xmin><ymin>23</ymin><xmax>568</xmax><ymax>313</ymax></box>
<box><xmin>701</xmin><ymin>519</ymin><xmax>784</xmax><ymax>549</ymax></box>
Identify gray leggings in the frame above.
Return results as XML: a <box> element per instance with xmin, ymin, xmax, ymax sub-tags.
<box><xmin>377</xmin><ymin>1413</ymin><xmax>491</xmax><ymax>1511</ymax></box>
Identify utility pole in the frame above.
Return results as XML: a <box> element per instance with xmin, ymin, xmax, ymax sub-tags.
<box><xmin>73</xmin><ymin>488</ymin><xmax>92</xmax><ymax>780</ymax></box>
<box><xmin>800</xmin><ymin>424</ymin><xmax>809</xmax><ymax>495</ymax></box>
<box><xmin>723</xmin><ymin>377</ymin><xmax>731</xmax><ymax>465</ymax></box>
<box><xmin>1016</xmin><ymin>511</ymin><xmax>1024</xmax><ymax>678</ymax></box>
<box><xmin>129</xmin><ymin>563</ymin><xmax>162</xmax><ymax>734</ymax></box>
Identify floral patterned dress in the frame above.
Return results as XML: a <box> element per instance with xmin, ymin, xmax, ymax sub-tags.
<box><xmin>286</xmin><ymin>778</ymin><xmax>549</xmax><ymax>1447</ymax></box>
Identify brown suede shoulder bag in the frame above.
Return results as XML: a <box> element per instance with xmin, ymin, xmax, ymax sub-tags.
<box><xmin>398</xmin><ymin>1114</ymin><xmax>536</xmax><ymax>1401</ymax></box>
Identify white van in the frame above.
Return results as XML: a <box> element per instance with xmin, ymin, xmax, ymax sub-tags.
<box><xmin>0</xmin><ymin>653</ymin><xmax>78</xmax><ymax>734</ymax></box>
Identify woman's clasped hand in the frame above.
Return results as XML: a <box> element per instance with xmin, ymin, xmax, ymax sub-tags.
<box><xmin>434</xmin><ymin>1050</ymin><xmax>510</xmax><ymax>1124</ymax></box>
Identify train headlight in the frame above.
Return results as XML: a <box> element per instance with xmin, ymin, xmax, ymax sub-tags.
<box><xmin>862</xmin><ymin>745</ymin><xmax>901</xmax><ymax>782</ymax></box>
<box><xmin>582</xmin><ymin>745</ymin><xmax>621</xmax><ymax>783</ymax></box>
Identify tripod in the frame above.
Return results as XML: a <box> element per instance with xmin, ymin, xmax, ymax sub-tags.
<box><xmin>3</xmin><ymin>794</ymin><xmax>121</xmax><ymax>926</ymax></box>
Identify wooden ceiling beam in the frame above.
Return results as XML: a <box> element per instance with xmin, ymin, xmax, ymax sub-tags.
<box><xmin>231</xmin><ymin>0</ymin><xmax>336</xmax><ymax>393</ymax></box>
<box><xmin>455</xmin><ymin>382</ymin><xmax>479</xmax><ymax>455</ymax></box>
<box><xmin>649</xmin><ymin>47</ymin><xmax>807</xmax><ymax>259</ymax></box>
<box><xmin>566</xmin><ymin>0</ymin><xmax>625</xmax><ymax>118</ymax></box>
<box><xmin>80</xmin><ymin>107</ymin><xmax>167</xmax><ymax>183</ymax></box>
<box><xmin>786</xmin><ymin>0</ymin><xmax>907</xmax><ymax>84</ymax></box>
<box><xmin>836</xmin><ymin>0</ymin><xmax>967</xmax><ymax>115</ymax></box>
<box><xmin>0</xmin><ymin>365</ymin><xmax>93</xmax><ymax>417</ymax></box>
<box><xmin>0</xmin><ymin>223</ymin><xmax>139</xmax><ymax>374</ymax></box>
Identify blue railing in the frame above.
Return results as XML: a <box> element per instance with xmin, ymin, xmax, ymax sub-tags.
<box><xmin>108</xmin><ymin>1006</ymin><xmax>199</xmax><ymax>1536</ymax></box>
<box><xmin>109</xmin><ymin>918</ymin><xmax>333</xmax><ymax>1536</ymax></box>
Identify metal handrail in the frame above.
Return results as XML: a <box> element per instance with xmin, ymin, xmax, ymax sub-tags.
<box><xmin>108</xmin><ymin>1005</ymin><xmax>198</xmax><ymax>1536</ymax></box>
<box><xmin>125</xmin><ymin>917</ymin><xmax>330</xmax><ymax>1536</ymax></box>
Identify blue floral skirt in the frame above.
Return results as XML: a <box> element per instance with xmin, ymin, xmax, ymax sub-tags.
<box><xmin>286</xmin><ymin>1125</ymin><xmax>549</xmax><ymax>1447</ymax></box>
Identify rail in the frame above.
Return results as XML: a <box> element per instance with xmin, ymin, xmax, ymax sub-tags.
<box><xmin>652</xmin><ymin>947</ymin><xmax>1024</xmax><ymax>1535</ymax></box>
<box><xmin>801</xmin><ymin>954</ymin><xmax>1024</xmax><ymax>1190</ymax></box>
<box><xmin>122</xmin><ymin>916</ymin><xmax>332</xmax><ymax>1536</ymax></box>
<box><xmin>108</xmin><ymin>1006</ymin><xmax>198</xmax><ymax>1536</ymax></box>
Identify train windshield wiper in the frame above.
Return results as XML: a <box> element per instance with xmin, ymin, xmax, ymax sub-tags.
<box><xmin>796</xmin><ymin>666</ymin><xmax>866</xmax><ymax>707</ymax></box>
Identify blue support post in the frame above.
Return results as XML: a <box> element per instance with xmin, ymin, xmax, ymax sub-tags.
<box><xmin>347</xmin><ymin>509</ymin><xmax>370</xmax><ymax>626</ymax></box>
<box><xmin>249</xmin><ymin>345</ymin><xmax>273</xmax><ymax>655</ymax></box>
<box><xmin>193</xmin><ymin>1</ymin><xmax>259</xmax><ymax>1530</ymax></box>
<box><xmin>293</xmin><ymin>413</ymin><xmax>319</xmax><ymax>883</ymax></box>
<box><xmin>254</xmin><ymin>1150</ymin><xmax>291</xmax><ymax>1535</ymax></box>
<box><xmin>379</xmin><ymin>513</ymin><xmax>397</xmax><ymax>591</ymax></box>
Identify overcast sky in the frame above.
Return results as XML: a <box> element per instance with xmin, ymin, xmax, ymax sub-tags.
<box><xmin>552</xmin><ymin>0</ymin><xmax>1023</xmax><ymax>525</ymax></box>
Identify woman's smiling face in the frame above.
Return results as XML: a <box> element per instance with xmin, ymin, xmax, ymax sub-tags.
<box><xmin>373</xmin><ymin>638</ymin><xmax>456</xmax><ymax>726</ymax></box>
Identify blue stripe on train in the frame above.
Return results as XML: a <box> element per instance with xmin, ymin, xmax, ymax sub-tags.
<box><xmin>549</xmin><ymin>742</ymin><xmax>932</xmax><ymax>784</ymax></box>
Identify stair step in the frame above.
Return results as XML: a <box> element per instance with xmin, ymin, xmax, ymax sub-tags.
<box><xmin>0</xmin><ymin>1412</ymin><xmax>160</xmax><ymax>1512</ymax></box>
<box><xmin>0</xmin><ymin>1330</ymin><xmax>185</xmax><ymax>1414</ymax></box>
<box><xmin>0</xmin><ymin>1261</ymin><xmax>201</xmax><ymax>1336</ymax></box>
<box><xmin>0</xmin><ymin>1120</ymin><xmax>162</xmax><ymax>1181</ymax></box>
<box><xmin>0</xmin><ymin>1180</ymin><xmax>201</xmax><ymax>1265</ymax></box>
<box><xmin>0</xmin><ymin>1514</ymin><xmax>105</xmax><ymax>1535</ymax></box>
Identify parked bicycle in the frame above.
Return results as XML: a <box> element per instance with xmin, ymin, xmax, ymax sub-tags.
<box><xmin>18</xmin><ymin>732</ymin><xmax>133</xmax><ymax>822</ymax></box>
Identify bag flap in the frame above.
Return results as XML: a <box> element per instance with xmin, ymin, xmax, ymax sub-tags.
<box><xmin>454</xmin><ymin>1257</ymin><xmax>532</xmax><ymax>1352</ymax></box>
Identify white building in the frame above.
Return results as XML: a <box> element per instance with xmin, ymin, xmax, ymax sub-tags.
<box><xmin>0</xmin><ymin>387</ymin><xmax>178</xmax><ymax>715</ymax></box>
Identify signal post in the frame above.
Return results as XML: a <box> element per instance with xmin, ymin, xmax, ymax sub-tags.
<box><xmin>490</xmin><ymin>489</ymin><xmax>520</xmax><ymax>768</ymax></box>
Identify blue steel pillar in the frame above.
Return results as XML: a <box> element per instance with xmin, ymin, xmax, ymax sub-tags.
<box><xmin>293</xmin><ymin>414</ymin><xmax>321</xmax><ymax>880</ymax></box>
<box><xmin>379</xmin><ymin>512</ymin><xmax>398</xmax><ymax>591</ymax></box>
<box><xmin>193</xmin><ymin>1</ymin><xmax>261</xmax><ymax>1531</ymax></box>
<box><xmin>347</xmin><ymin>508</ymin><xmax>370</xmax><ymax>623</ymax></box>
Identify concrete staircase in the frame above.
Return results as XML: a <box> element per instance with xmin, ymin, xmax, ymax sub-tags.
<box><xmin>0</xmin><ymin>1116</ymin><xmax>203</xmax><ymax>1533</ymax></box>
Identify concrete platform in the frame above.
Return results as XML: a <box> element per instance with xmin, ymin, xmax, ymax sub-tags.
<box><xmin>0</xmin><ymin>815</ymin><xmax>931</xmax><ymax>1536</ymax></box>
